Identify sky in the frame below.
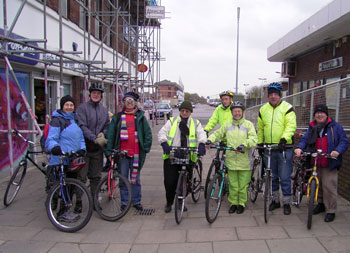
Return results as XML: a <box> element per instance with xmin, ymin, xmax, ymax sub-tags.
<box><xmin>159</xmin><ymin>0</ymin><xmax>334</xmax><ymax>98</ymax></box>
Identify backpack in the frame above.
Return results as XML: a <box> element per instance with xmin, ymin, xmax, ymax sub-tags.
<box><xmin>40</xmin><ymin>117</ymin><xmax>71</xmax><ymax>153</ymax></box>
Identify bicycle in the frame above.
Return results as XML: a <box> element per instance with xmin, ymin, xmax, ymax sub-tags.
<box><xmin>291</xmin><ymin>154</ymin><xmax>309</xmax><ymax>208</ymax></box>
<box><xmin>45</xmin><ymin>152</ymin><xmax>93</xmax><ymax>232</ymax></box>
<box><xmin>204</xmin><ymin>141</ymin><xmax>226</xmax><ymax>199</ymax></box>
<box><xmin>248</xmin><ymin>148</ymin><xmax>264</xmax><ymax>203</ymax></box>
<box><xmin>170</xmin><ymin>146</ymin><xmax>202</xmax><ymax>224</ymax></box>
<box><xmin>205</xmin><ymin>143</ymin><xmax>242</xmax><ymax>224</ymax></box>
<box><xmin>4</xmin><ymin>129</ymin><xmax>48</xmax><ymax>207</ymax></box>
<box><xmin>255</xmin><ymin>144</ymin><xmax>293</xmax><ymax>223</ymax></box>
<box><xmin>298</xmin><ymin>149</ymin><xmax>336</xmax><ymax>229</ymax></box>
<box><xmin>94</xmin><ymin>149</ymin><xmax>133</xmax><ymax>221</ymax></box>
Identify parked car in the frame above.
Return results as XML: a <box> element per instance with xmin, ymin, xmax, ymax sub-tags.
<box><xmin>143</xmin><ymin>100</ymin><xmax>154</xmax><ymax>109</ymax></box>
<box><xmin>149</xmin><ymin>103</ymin><xmax>173</xmax><ymax>119</ymax></box>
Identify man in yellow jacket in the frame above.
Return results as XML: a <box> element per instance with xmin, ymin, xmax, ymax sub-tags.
<box><xmin>208</xmin><ymin>101</ymin><xmax>258</xmax><ymax>214</ymax></box>
<box><xmin>257</xmin><ymin>82</ymin><xmax>297</xmax><ymax>215</ymax></box>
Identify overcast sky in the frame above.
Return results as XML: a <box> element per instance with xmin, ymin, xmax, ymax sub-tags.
<box><xmin>159</xmin><ymin>0</ymin><xmax>334</xmax><ymax>98</ymax></box>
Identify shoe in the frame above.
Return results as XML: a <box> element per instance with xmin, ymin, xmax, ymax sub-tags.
<box><xmin>74</xmin><ymin>200</ymin><xmax>82</xmax><ymax>213</ymax></box>
<box><xmin>236</xmin><ymin>205</ymin><xmax>245</xmax><ymax>214</ymax></box>
<box><xmin>183</xmin><ymin>206</ymin><xmax>188</xmax><ymax>212</ymax></box>
<box><xmin>324</xmin><ymin>213</ymin><xmax>335</xmax><ymax>222</ymax></box>
<box><xmin>121</xmin><ymin>205</ymin><xmax>127</xmax><ymax>212</ymax></box>
<box><xmin>283</xmin><ymin>204</ymin><xmax>291</xmax><ymax>215</ymax></box>
<box><xmin>164</xmin><ymin>204</ymin><xmax>172</xmax><ymax>213</ymax></box>
<box><xmin>229</xmin><ymin>205</ymin><xmax>237</xmax><ymax>213</ymax></box>
<box><xmin>133</xmin><ymin>204</ymin><xmax>143</xmax><ymax>211</ymax></box>
<box><xmin>313</xmin><ymin>203</ymin><xmax>326</xmax><ymax>215</ymax></box>
<box><xmin>269</xmin><ymin>201</ymin><xmax>281</xmax><ymax>211</ymax></box>
<box><xmin>57</xmin><ymin>210</ymin><xmax>80</xmax><ymax>223</ymax></box>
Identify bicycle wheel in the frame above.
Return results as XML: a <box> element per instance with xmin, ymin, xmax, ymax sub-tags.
<box><xmin>307</xmin><ymin>179</ymin><xmax>317</xmax><ymax>230</ymax></box>
<box><xmin>204</xmin><ymin>161</ymin><xmax>217</xmax><ymax>199</ymax></box>
<box><xmin>191</xmin><ymin>160</ymin><xmax>203</xmax><ymax>203</ymax></box>
<box><xmin>3</xmin><ymin>162</ymin><xmax>27</xmax><ymax>207</ymax></box>
<box><xmin>248</xmin><ymin>161</ymin><xmax>260</xmax><ymax>203</ymax></box>
<box><xmin>175</xmin><ymin>172</ymin><xmax>187</xmax><ymax>224</ymax></box>
<box><xmin>94</xmin><ymin>172</ymin><xmax>132</xmax><ymax>221</ymax></box>
<box><xmin>46</xmin><ymin>178</ymin><xmax>93</xmax><ymax>233</ymax></box>
<box><xmin>263</xmin><ymin>170</ymin><xmax>271</xmax><ymax>223</ymax></box>
<box><xmin>292</xmin><ymin>170</ymin><xmax>303</xmax><ymax>207</ymax></box>
<box><xmin>205</xmin><ymin>174</ymin><xmax>223</xmax><ymax>224</ymax></box>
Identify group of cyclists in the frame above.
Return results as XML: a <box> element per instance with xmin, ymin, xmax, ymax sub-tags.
<box><xmin>45</xmin><ymin>81</ymin><xmax>348</xmax><ymax>224</ymax></box>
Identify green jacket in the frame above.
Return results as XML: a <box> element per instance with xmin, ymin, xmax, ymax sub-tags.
<box><xmin>204</xmin><ymin>104</ymin><xmax>233</xmax><ymax>132</ymax></box>
<box><xmin>105</xmin><ymin>110</ymin><xmax>152</xmax><ymax>169</ymax></box>
<box><xmin>257</xmin><ymin>101</ymin><xmax>296</xmax><ymax>144</ymax></box>
<box><xmin>208</xmin><ymin>118</ymin><xmax>258</xmax><ymax>171</ymax></box>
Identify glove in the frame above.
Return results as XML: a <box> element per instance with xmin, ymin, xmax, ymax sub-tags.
<box><xmin>257</xmin><ymin>143</ymin><xmax>264</xmax><ymax>157</ymax></box>
<box><xmin>237</xmin><ymin>144</ymin><xmax>245</xmax><ymax>153</ymax></box>
<box><xmin>76</xmin><ymin>149</ymin><xmax>86</xmax><ymax>157</ymax></box>
<box><xmin>198</xmin><ymin>143</ymin><xmax>206</xmax><ymax>156</ymax></box>
<box><xmin>51</xmin><ymin>146</ymin><xmax>62</xmax><ymax>156</ymax></box>
<box><xmin>278</xmin><ymin>138</ymin><xmax>287</xmax><ymax>152</ymax></box>
<box><xmin>161</xmin><ymin>142</ymin><xmax>170</xmax><ymax>154</ymax></box>
<box><xmin>94</xmin><ymin>132</ymin><xmax>108</xmax><ymax>147</ymax></box>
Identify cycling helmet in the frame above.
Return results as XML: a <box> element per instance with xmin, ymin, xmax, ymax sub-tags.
<box><xmin>230</xmin><ymin>101</ymin><xmax>245</xmax><ymax>111</ymax></box>
<box><xmin>67</xmin><ymin>157</ymin><xmax>86</xmax><ymax>173</ymax></box>
<box><xmin>219</xmin><ymin>90</ymin><xmax>234</xmax><ymax>98</ymax></box>
<box><xmin>89</xmin><ymin>82</ymin><xmax>104</xmax><ymax>93</ymax></box>
<box><xmin>267</xmin><ymin>82</ymin><xmax>282</xmax><ymax>96</ymax></box>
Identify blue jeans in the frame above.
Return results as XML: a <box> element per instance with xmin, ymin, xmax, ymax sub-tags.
<box><xmin>119</xmin><ymin>157</ymin><xmax>141</xmax><ymax>205</ymax></box>
<box><xmin>263</xmin><ymin>148</ymin><xmax>293</xmax><ymax>202</ymax></box>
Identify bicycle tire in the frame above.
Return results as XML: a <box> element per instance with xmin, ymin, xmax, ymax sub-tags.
<box><xmin>204</xmin><ymin>161</ymin><xmax>217</xmax><ymax>199</ymax></box>
<box><xmin>3</xmin><ymin>162</ymin><xmax>27</xmax><ymax>207</ymax></box>
<box><xmin>175</xmin><ymin>172</ymin><xmax>186</xmax><ymax>224</ymax></box>
<box><xmin>264</xmin><ymin>170</ymin><xmax>271</xmax><ymax>223</ymax></box>
<box><xmin>307</xmin><ymin>179</ymin><xmax>317</xmax><ymax>230</ymax></box>
<box><xmin>191</xmin><ymin>160</ymin><xmax>202</xmax><ymax>203</ymax></box>
<box><xmin>94</xmin><ymin>172</ymin><xmax>132</xmax><ymax>221</ymax></box>
<box><xmin>205</xmin><ymin>174</ymin><xmax>223</xmax><ymax>224</ymax></box>
<box><xmin>248</xmin><ymin>161</ymin><xmax>260</xmax><ymax>203</ymax></box>
<box><xmin>292</xmin><ymin>170</ymin><xmax>303</xmax><ymax>207</ymax></box>
<box><xmin>46</xmin><ymin>178</ymin><xmax>93</xmax><ymax>233</ymax></box>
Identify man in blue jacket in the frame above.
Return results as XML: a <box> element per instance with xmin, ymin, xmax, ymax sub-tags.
<box><xmin>294</xmin><ymin>104</ymin><xmax>348</xmax><ymax>222</ymax></box>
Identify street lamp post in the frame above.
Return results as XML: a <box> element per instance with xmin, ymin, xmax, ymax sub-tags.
<box><xmin>243</xmin><ymin>83</ymin><xmax>249</xmax><ymax>107</ymax></box>
<box><xmin>258</xmin><ymin>78</ymin><xmax>267</xmax><ymax>105</ymax></box>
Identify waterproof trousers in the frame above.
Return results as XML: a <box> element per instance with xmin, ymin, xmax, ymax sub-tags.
<box><xmin>227</xmin><ymin>170</ymin><xmax>251</xmax><ymax>207</ymax></box>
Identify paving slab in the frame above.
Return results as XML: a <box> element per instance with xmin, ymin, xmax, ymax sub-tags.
<box><xmin>318</xmin><ymin>236</ymin><xmax>350</xmax><ymax>253</ymax></box>
<box><xmin>134</xmin><ymin>229</ymin><xmax>186</xmax><ymax>244</ymax></box>
<box><xmin>284</xmin><ymin>224</ymin><xmax>338</xmax><ymax>238</ymax></box>
<box><xmin>237</xmin><ymin>226</ymin><xmax>288</xmax><ymax>240</ymax></box>
<box><xmin>266</xmin><ymin>238</ymin><xmax>328</xmax><ymax>253</ymax></box>
<box><xmin>187</xmin><ymin>227</ymin><xmax>237</xmax><ymax>242</ymax></box>
<box><xmin>158</xmin><ymin>242</ymin><xmax>213</xmax><ymax>253</ymax></box>
<box><xmin>213</xmin><ymin>240</ymin><xmax>269</xmax><ymax>253</ymax></box>
<box><xmin>0</xmin><ymin>240</ymin><xmax>55</xmax><ymax>253</ymax></box>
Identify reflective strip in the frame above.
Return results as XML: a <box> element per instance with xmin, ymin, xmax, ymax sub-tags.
<box><xmin>239</xmin><ymin>125</ymin><xmax>248</xmax><ymax>133</ymax></box>
<box><xmin>167</xmin><ymin>136</ymin><xmax>174</xmax><ymax>141</ymax></box>
<box><xmin>227</xmin><ymin>125</ymin><xmax>236</xmax><ymax>131</ymax></box>
<box><xmin>189</xmin><ymin>139</ymin><xmax>196</xmax><ymax>143</ymax></box>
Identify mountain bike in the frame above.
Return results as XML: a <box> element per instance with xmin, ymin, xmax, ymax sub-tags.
<box><xmin>291</xmin><ymin>154</ymin><xmax>309</xmax><ymax>207</ymax></box>
<box><xmin>204</xmin><ymin>141</ymin><xmax>225</xmax><ymax>199</ymax></box>
<box><xmin>3</xmin><ymin>129</ymin><xmax>48</xmax><ymax>207</ymax></box>
<box><xmin>205</xmin><ymin>144</ymin><xmax>242</xmax><ymax>224</ymax></box>
<box><xmin>170</xmin><ymin>146</ymin><xmax>202</xmax><ymax>224</ymax></box>
<box><xmin>255</xmin><ymin>144</ymin><xmax>293</xmax><ymax>223</ymax></box>
<box><xmin>248</xmin><ymin>148</ymin><xmax>264</xmax><ymax>203</ymax></box>
<box><xmin>301</xmin><ymin>149</ymin><xmax>336</xmax><ymax>229</ymax></box>
<box><xmin>45</xmin><ymin>152</ymin><xmax>93</xmax><ymax>232</ymax></box>
<box><xmin>94</xmin><ymin>149</ymin><xmax>132</xmax><ymax>221</ymax></box>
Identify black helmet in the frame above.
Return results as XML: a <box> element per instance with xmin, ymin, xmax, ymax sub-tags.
<box><xmin>230</xmin><ymin>101</ymin><xmax>245</xmax><ymax>111</ymax></box>
<box><xmin>67</xmin><ymin>157</ymin><xmax>86</xmax><ymax>173</ymax></box>
<box><xmin>89</xmin><ymin>82</ymin><xmax>104</xmax><ymax>93</ymax></box>
<box><xmin>219</xmin><ymin>90</ymin><xmax>234</xmax><ymax>98</ymax></box>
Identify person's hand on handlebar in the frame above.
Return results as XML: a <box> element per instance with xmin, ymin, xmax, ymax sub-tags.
<box><xmin>330</xmin><ymin>150</ymin><xmax>339</xmax><ymax>158</ymax></box>
<box><xmin>236</xmin><ymin>145</ymin><xmax>245</xmax><ymax>154</ymax></box>
<box><xmin>278</xmin><ymin>138</ymin><xmax>287</xmax><ymax>152</ymax></box>
<box><xmin>205</xmin><ymin>140</ymin><xmax>212</xmax><ymax>150</ymax></box>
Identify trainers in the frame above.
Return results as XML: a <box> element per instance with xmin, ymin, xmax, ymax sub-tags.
<box><xmin>283</xmin><ymin>204</ymin><xmax>291</xmax><ymax>215</ymax></box>
<box><xmin>228</xmin><ymin>205</ymin><xmax>237</xmax><ymax>213</ymax></box>
<box><xmin>164</xmin><ymin>204</ymin><xmax>172</xmax><ymax>213</ymax></box>
<box><xmin>236</xmin><ymin>205</ymin><xmax>245</xmax><ymax>214</ymax></box>
<box><xmin>269</xmin><ymin>201</ymin><xmax>281</xmax><ymax>211</ymax></box>
<box><xmin>74</xmin><ymin>200</ymin><xmax>82</xmax><ymax>213</ymax></box>
<box><xmin>133</xmin><ymin>204</ymin><xmax>143</xmax><ymax>211</ymax></box>
<box><xmin>313</xmin><ymin>203</ymin><xmax>326</xmax><ymax>215</ymax></box>
<box><xmin>57</xmin><ymin>210</ymin><xmax>80</xmax><ymax>223</ymax></box>
<box><xmin>324</xmin><ymin>213</ymin><xmax>335</xmax><ymax>222</ymax></box>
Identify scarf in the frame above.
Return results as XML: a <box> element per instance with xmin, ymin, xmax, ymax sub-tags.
<box><xmin>120</xmin><ymin>109</ymin><xmax>139</xmax><ymax>184</ymax></box>
<box><xmin>179</xmin><ymin>117</ymin><xmax>189</xmax><ymax>147</ymax></box>
<box><xmin>306</xmin><ymin>120</ymin><xmax>327</xmax><ymax>152</ymax></box>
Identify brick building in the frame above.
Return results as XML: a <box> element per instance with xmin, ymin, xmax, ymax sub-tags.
<box><xmin>155</xmin><ymin>79</ymin><xmax>184</xmax><ymax>106</ymax></box>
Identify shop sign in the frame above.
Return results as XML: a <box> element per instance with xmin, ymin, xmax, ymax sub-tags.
<box><xmin>318</xmin><ymin>57</ymin><xmax>343</xmax><ymax>72</ymax></box>
<box><xmin>146</xmin><ymin>6</ymin><xmax>165</xmax><ymax>19</ymax></box>
<box><xmin>137</xmin><ymin>64</ymin><xmax>148</xmax><ymax>72</ymax></box>
<box><xmin>0</xmin><ymin>29</ymin><xmax>39</xmax><ymax>65</ymax></box>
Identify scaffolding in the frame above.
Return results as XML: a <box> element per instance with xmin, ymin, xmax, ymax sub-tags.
<box><xmin>0</xmin><ymin>0</ymin><xmax>164</xmax><ymax>173</ymax></box>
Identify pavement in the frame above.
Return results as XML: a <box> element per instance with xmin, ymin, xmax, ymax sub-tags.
<box><xmin>1</xmin><ymin>119</ymin><xmax>350</xmax><ymax>252</ymax></box>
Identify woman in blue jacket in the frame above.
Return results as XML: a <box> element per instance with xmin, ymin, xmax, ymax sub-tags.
<box><xmin>45</xmin><ymin>95</ymin><xmax>86</xmax><ymax>222</ymax></box>
<box><xmin>294</xmin><ymin>104</ymin><xmax>348</xmax><ymax>222</ymax></box>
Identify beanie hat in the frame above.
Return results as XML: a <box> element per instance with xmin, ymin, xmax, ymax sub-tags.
<box><xmin>314</xmin><ymin>104</ymin><xmax>328</xmax><ymax>116</ymax></box>
<box><xmin>268</xmin><ymin>88</ymin><xmax>281</xmax><ymax>96</ymax></box>
<box><xmin>60</xmin><ymin>95</ymin><xmax>75</xmax><ymax>109</ymax></box>
<box><xmin>179</xmin><ymin>101</ymin><xmax>193</xmax><ymax>112</ymax></box>
<box><xmin>123</xmin><ymin>92</ymin><xmax>139</xmax><ymax>101</ymax></box>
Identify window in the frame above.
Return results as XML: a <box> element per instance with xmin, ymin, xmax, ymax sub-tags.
<box><xmin>168</xmin><ymin>92</ymin><xmax>171</xmax><ymax>98</ymax></box>
<box><xmin>60</xmin><ymin>0</ymin><xmax>68</xmax><ymax>18</ymax></box>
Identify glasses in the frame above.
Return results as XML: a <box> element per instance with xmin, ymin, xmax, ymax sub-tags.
<box><xmin>125</xmin><ymin>98</ymin><xmax>134</xmax><ymax>103</ymax></box>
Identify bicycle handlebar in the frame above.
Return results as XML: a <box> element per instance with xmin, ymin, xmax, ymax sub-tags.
<box><xmin>255</xmin><ymin>144</ymin><xmax>294</xmax><ymax>150</ymax></box>
<box><xmin>300</xmin><ymin>150</ymin><xmax>337</xmax><ymax>160</ymax></box>
<box><xmin>207</xmin><ymin>143</ymin><xmax>244</xmax><ymax>153</ymax></box>
<box><xmin>12</xmin><ymin>129</ymin><xmax>35</xmax><ymax>145</ymax></box>
<box><xmin>170</xmin><ymin>146</ymin><xmax>198</xmax><ymax>153</ymax></box>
